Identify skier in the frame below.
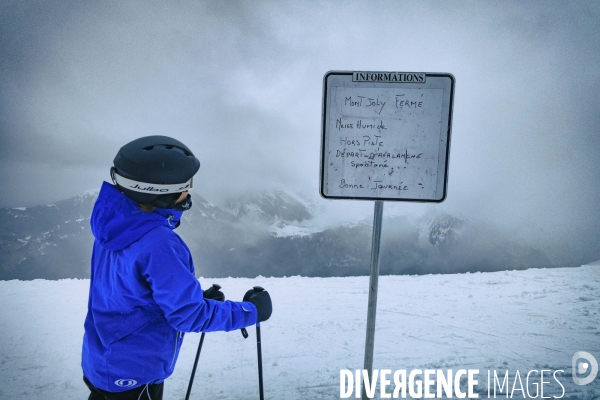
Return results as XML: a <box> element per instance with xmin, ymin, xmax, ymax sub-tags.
<box><xmin>81</xmin><ymin>136</ymin><xmax>272</xmax><ymax>399</ymax></box>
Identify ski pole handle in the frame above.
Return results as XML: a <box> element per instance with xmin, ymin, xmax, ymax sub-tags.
<box><xmin>240</xmin><ymin>286</ymin><xmax>265</xmax><ymax>338</ymax></box>
<box><xmin>203</xmin><ymin>283</ymin><xmax>225</xmax><ymax>301</ymax></box>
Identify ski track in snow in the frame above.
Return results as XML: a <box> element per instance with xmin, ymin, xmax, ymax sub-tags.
<box><xmin>0</xmin><ymin>265</ymin><xmax>599</xmax><ymax>399</ymax></box>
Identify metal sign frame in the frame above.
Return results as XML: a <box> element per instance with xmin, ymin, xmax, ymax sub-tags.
<box><xmin>320</xmin><ymin>70</ymin><xmax>455</xmax><ymax>203</ymax></box>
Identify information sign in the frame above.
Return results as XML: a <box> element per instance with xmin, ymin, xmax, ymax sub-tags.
<box><xmin>321</xmin><ymin>71</ymin><xmax>455</xmax><ymax>202</ymax></box>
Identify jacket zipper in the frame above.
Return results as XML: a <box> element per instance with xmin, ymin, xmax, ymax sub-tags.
<box><xmin>170</xmin><ymin>331</ymin><xmax>183</xmax><ymax>368</ymax></box>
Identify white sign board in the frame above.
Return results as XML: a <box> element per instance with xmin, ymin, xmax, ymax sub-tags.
<box><xmin>320</xmin><ymin>71</ymin><xmax>455</xmax><ymax>202</ymax></box>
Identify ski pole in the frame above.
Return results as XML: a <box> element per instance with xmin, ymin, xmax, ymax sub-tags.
<box><xmin>185</xmin><ymin>284</ymin><xmax>223</xmax><ymax>400</ymax></box>
<box><xmin>256</xmin><ymin>321</ymin><xmax>264</xmax><ymax>400</ymax></box>
<box><xmin>184</xmin><ymin>332</ymin><xmax>205</xmax><ymax>400</ymax></box>
<box><xmin>252</xmin><ymin>286</ymin><xmax>265</xmax><ymax>400</ymax></box>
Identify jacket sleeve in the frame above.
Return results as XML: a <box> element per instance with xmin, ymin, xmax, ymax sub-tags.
<box><xmin>138</xmin><ymin>227</ymin><xmax>258</xmax><ymax>333</ymax></box>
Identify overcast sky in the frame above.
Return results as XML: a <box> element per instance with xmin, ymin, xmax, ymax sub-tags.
<box><xmin>1</xmin><ymin>1</ymin><xmax>599</xmax><ymax>262</ymax></box>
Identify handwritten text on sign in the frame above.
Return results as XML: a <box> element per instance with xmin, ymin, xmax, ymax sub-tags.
<box><xmin>323</xmin><ymin>85</ymin><xmax>445</xmax><ymax>200</ymax></box>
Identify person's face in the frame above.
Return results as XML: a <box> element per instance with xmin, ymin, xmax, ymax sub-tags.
<box><xmin>175</xmin><ymin>191</ymin><xmax>188</xmax><ymax>204</ymax></box>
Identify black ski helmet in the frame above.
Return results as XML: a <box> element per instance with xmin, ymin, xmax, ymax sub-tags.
<box><xmin>111</xmin><ymin>135</ymin><xmax>200</xmax><ymax>209</ymax></box>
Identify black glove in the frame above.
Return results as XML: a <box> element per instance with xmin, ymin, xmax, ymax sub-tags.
<box><xmin>243</xmin><ymin>286</ymin><xmax>272</xmax><ymax>322</ymax></box>
<box><xmin>203</xmin><ymin>284</ymin><xmax>225</xmax><ymax>302</ymax></box>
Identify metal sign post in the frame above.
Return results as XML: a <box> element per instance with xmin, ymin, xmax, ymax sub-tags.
<box><xmin>362</xmin><ymin>200</ymin><xmax>384</xmax><ymax>400</ymax></box>
<box><xmin>320</xmin><ymin>71</ymin><xmax>454</xmax><ymax>399</ymax></box>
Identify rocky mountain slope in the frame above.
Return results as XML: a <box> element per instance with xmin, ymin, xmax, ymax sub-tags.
<box><xmin>0</xmin><ymin>187</ymin><xmax>556</xmax><ymax>280</ymax></box>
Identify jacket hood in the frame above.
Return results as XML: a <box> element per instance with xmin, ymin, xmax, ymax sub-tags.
<box><xmin>90</xmin><ymin>182</ymin><xmax>183</xmax><ymax>251</ymax></box>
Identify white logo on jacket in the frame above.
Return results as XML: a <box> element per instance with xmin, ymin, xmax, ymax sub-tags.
<box><xmin>115</xmin><ymin>379</ymin><xmax>137</xmax><ymax>387</ymax></box>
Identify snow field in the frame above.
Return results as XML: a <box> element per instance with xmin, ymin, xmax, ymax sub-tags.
<box><xmin>0</xmin><ymin>264</ymin><xmax>599</xmax><ymax>399</ymax></box>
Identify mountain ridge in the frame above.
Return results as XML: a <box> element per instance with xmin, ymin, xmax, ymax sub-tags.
<box><xmin>0</xmin><ymin>187</ymin><xmax>558</xmax><ymax>280</ymax></box>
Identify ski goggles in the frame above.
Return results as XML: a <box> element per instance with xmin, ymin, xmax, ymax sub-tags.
<box><xmin>111</xmin><ymin>169</ymin><xmax>194</xmax><ymax>194</ymax></box>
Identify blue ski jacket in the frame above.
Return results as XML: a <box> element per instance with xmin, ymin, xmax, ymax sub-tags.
<box><xmin>82</xmin><ymin>182</ymin><xmax>258</xmax><ymax>392</ymax></box>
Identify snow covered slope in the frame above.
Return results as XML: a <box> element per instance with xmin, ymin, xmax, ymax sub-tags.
<box><xmin>1</xmin><ymin>264</ymin><xmax>598</xmax><ymax>399</ymax></box>
<box><xmin>225</xmin><ymin>188</ymin><xmax>313</xmax><ymax>224</ymax></box>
